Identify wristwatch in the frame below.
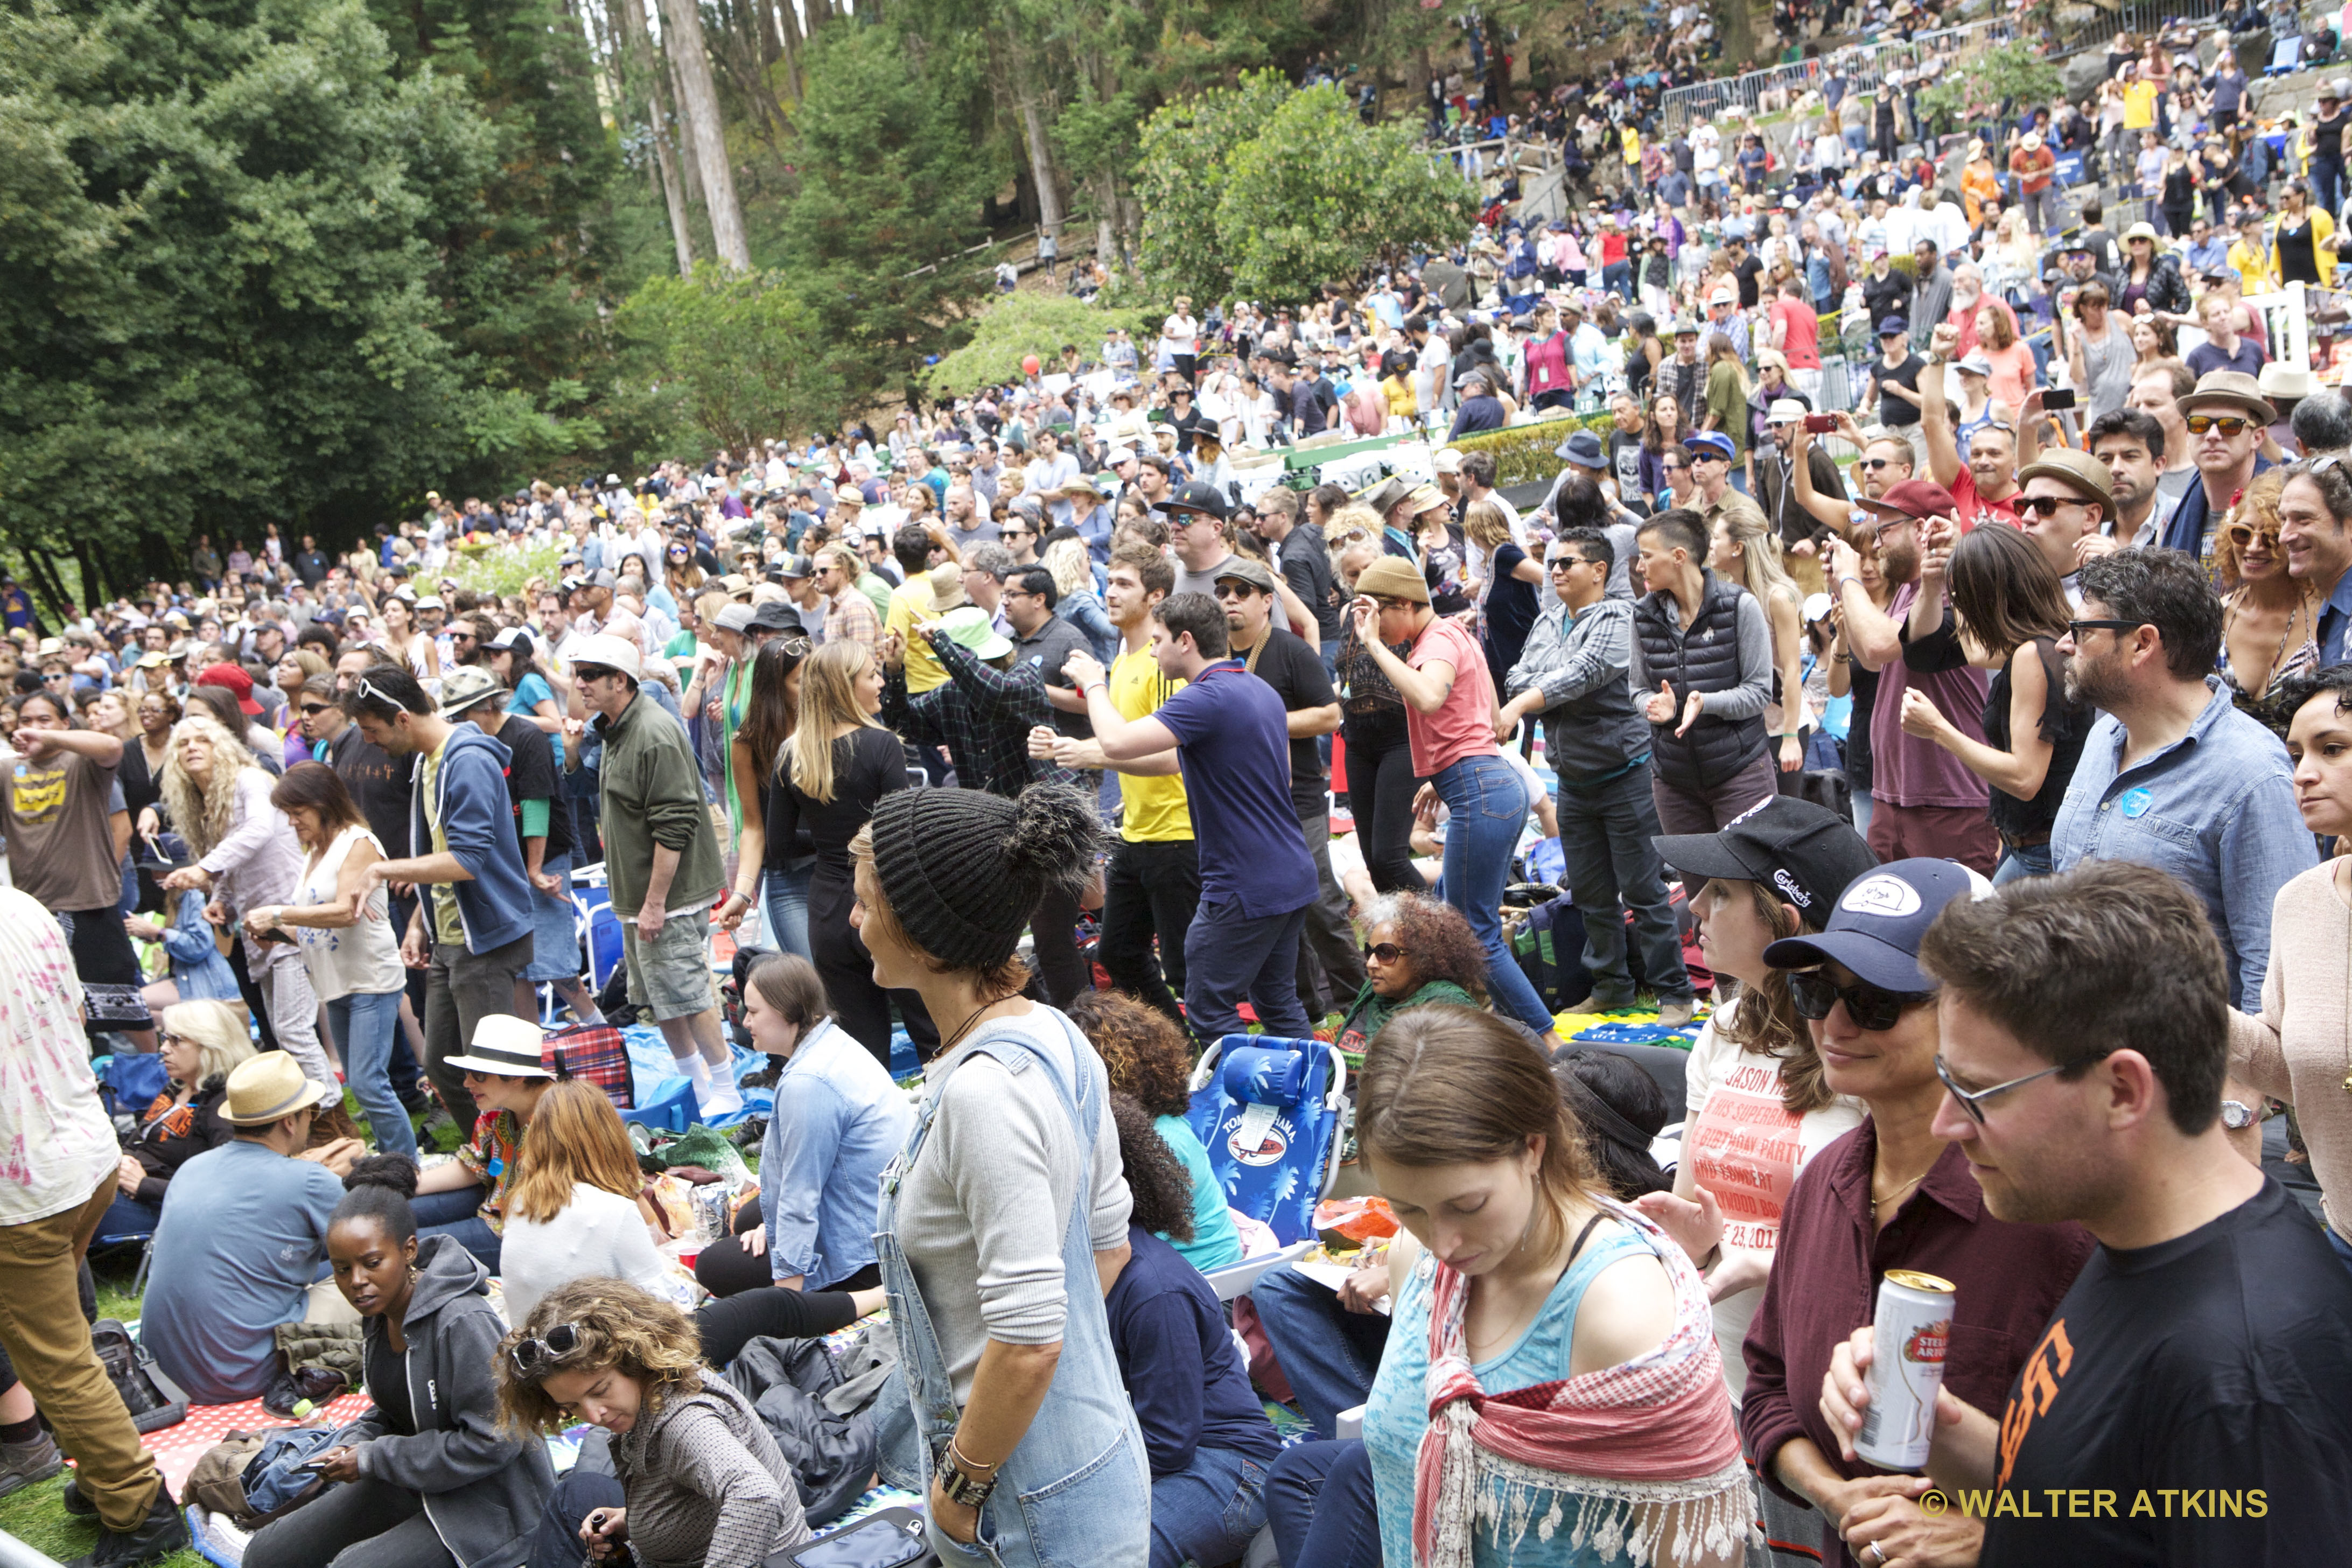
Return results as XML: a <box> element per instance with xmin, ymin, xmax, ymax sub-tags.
<box><xmin>2220</xmin><ymin>1099</ymin><xmax>2268</xmax><ymax>1131</ymax></box>
<box><xmin>935</xmin><ymin>1447</ymin><xmax>998</xmax><ymax>1509</ymax></box>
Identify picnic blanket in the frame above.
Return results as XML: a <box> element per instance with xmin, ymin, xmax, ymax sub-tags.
<box><xmin>135</xmin><ymin>1391</ymin><xmax>374</xmax><ymax>1497</ymax></box>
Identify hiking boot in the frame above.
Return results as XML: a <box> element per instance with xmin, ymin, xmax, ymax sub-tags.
<box><xmin>61</xmin><ymin>1474</ymin><xmax>95</xmax><ymax>1516</ymax></box>
<box><xmin>1657</xmin><ymin>999</ymin><xmax>1698</xmax><ymax>1029</ymax></box>
<box><xmin>68</xmin><ymin>1483</ymin><xmax>186</xmax><ymax>1568</ymax></box>
<box><xmin>0</xmin><ymin>1431</ymin><xmax>63</xmax><ymax>1499</ymax></box>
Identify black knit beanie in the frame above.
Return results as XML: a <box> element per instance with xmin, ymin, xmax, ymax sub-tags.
<box><xmin>867</xmin><ymin>783</ymin><xmax>1101</xmax><ymax>971</ymax></box>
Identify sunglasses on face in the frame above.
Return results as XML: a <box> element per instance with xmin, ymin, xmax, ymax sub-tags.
<box><xmin>1212</xmin><ymin>583</ymin><xmax>1264</xmax><ymax>600</ymax></box>
<box><xmin>2186</xmin><ymin>415</ymin><xmax>2253</xmax><ymax>437</ymax></box>
<box><xmin>298</xmin><ymin>703</ymin><xmax>332</xmax><ymax>716</ymax></box>
<box><xmin>509</xmin><ymin>1321</ymin><xmax>585</xmax><ymax>1377</ymax></box>
<box><xmin>1362</xmin><ymin>942</ymin><xmax>1408</xmax><ymax>964</ymax></box>
<box><xmin>1859</xmin><ymin>458</ymin><xmax>1896</xmax><ymax>471</ymax></box>
<box><xmin>2012</xmin><ymin>494</ymin><xmax>2087</xmax><ymax>519</ymax></box>
<box><xmin>2224</xmin><ymin>521</ymin><xmax>2281</xmax><ymax>547</ymax></box>
<box><xmin>1787</xmin><ymin>968</ymin><xmax>1936</xmax><ymax>1032</ymax></box>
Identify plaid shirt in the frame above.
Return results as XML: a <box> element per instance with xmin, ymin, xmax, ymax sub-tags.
<box><xmin>825</xmin><ymin>587</ymin><xmax>879</xmax><ymax>647</ymax></box>
<box><xmin>885</xmin><ymin>633</ymin><xmax>1072</xmax><ymax>798</ymax></box>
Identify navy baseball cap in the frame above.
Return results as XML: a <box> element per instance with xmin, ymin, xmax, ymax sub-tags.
<box><xmin>1654</xmin><ymin>797</ymin><xmax>1878</xmax><ymax>932</ymax></box>
<box><xmin>1763</xmin><ymin>858</ymin><xmax>1994</xmax><ymax>992</ymax></box>
<box><xmin>1878</xmin><ymin>315</ymin><xmax>1908</xmax><ymax>337</ymax></box>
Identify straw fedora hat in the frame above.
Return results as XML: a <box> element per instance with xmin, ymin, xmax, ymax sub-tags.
<box><xmin>221</xmin><ymin>1053</ymin><xmax>332</xmax><ymax>1126</ymax></box>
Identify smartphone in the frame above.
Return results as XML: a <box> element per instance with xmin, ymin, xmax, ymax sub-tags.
<box><xmin>1803</xmin><ymin>414</ymin><xmax>1837</xmax><ymax>433</ymax></box>
<box><xmin>255</xmin><ymin>926</ymin><xmax>299</xmax><ymax>947</ymax></box>
<box><xmin>2041</xmin><ymin>388</ymin><xmax>2077</xmax><ymax>411</ymax></box>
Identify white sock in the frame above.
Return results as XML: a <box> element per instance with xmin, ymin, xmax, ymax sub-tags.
<box><xmin>677</xmin><ymin>1053</ymin><xmax>712</xmax><ymax>1086</ymax></box>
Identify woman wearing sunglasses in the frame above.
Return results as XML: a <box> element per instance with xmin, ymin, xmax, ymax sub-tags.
<box><xmin>1327</xmin><ymin>892</ymin><xmax>1487</xmax><ymax>1068</ymax></box>
<box><xmin>501</xmin><ymin>1278</ymin><xmax>809</xmax><ymax>1568</ymax></box>
<box><xmin>1738</xmin><ymin>858</ymin><xmax>2094</xmax><ymax>1568</ymax></box>
<box><xmin>2216</xmin><ymin>469</ymin><xmax>2322</xmax><ymax>733</ymax></box>
<box><xmin>244</xmin><ymin>1156</ymin><xmax>555</xmax><ymax>1568</ymax></box>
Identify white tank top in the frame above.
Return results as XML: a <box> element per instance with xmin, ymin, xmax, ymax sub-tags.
<box><xmin>293</xmin><ymin>824</ymin><xmax>407</xmax><ymax>1000</ymax></box>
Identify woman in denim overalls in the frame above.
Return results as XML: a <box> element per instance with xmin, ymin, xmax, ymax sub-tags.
<box><xmin>849</xmin><ymin>782</ymin><xmax>1150</xmax><ymax>1567</ymax></box>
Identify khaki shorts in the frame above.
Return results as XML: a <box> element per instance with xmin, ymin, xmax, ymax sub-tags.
<box><xmin>620</xmin><ymin>905</ymin><xmax>718</xmax><ymax>1023</ymax></box>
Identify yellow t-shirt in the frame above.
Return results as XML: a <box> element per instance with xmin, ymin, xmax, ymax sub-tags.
<box><xmin>2122</xmin><ymin>80</ymin><xmax>2157</xmax><ymax>130</ymax></box>
<box><xmin>884</xmin><ymin>579</ymin><xmax>947</xmax><ymax>693</ymax></box>
<box><xmin>2227</xmin><ymin>236</ymin><xmax>2271</xmax><ymax>299</ymax></box>
<box><xmin>1111</xmin><ymin>647</ymin><xmax>1191</xmax><ymax>843</ymax></box>
<box><xmin>421</xmin><ymin>742</ymin><xmax>463</xmax><ymax>947</ymax></box>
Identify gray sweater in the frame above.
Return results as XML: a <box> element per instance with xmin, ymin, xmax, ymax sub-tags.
<box><xmin>897</xmin><ymin>1007</ymin><xmax>1132</xmax><ymax>1405</ymax></box>
<box><xmin>612</xmin><ymin>1377</ymin><xmax>809</xmax><ymax>1568</ymax></box>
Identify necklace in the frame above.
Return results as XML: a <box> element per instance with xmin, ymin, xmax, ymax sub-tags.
<box><xmin>1870</xmin><ymin>1154</ymin><xmax>1938</xmax><ymax>1222</ymax></box>
<box><xmin>939</xmin><ymin>994</ymin><xmax>1020</xmax><ymax>1058</ymax></box>
<box><xmin>2223</xmin><ymin>586</ymin><xmax>2311</xmax><ymax>694</ymax></box>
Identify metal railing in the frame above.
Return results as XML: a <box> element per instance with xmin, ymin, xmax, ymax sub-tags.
<box><xmin>1660</xmin><ymin>16</ymin><xmax>2019</xmax><ymax>131</ymax></box>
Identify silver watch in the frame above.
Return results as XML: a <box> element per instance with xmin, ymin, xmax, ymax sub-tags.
<box><xmin>2220</xmin><ymin>1099</ymin><xmax>2264</xmax><ymax>1131</ymax></box>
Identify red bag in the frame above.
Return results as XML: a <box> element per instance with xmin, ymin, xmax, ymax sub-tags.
<box><xmin>543</xmin><ymin>1023</ymin><xmax>633</xmax><ymax>1109</ymax></box>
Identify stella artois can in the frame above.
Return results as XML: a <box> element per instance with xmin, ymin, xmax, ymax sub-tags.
<box><xmin>1854</xmin><ymin>1269</ymin><xmax>1954</xmax><ymax>1471</ymax></box>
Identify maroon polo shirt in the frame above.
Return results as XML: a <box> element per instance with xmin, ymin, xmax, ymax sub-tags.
<box><xmin>1740</xmin><ymin>1117</ymin><xmax>2095</xmax><ymax>1567</ymax></box>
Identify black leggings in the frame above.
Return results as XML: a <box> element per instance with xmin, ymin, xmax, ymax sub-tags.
<box><xmin>694</xmin><ymin>1201</ymin><xmax>883</xmax><ymax>1299</ymax></box>
<box><xmin>1342</xmin><ymin>719</ymin><xmax>1424</xmax><ymax>896</ymax></box>
<box><xmin>695</xmin><ymin>1286</ymin><xmax>866</xmax><ymax>1368</ymax></box>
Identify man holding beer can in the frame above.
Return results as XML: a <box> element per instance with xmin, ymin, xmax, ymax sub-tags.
<box><xmin>1738</xmin><ymin>858</ymin><xmax>2095</xmax><ymax>1568</ymax></box>
<box><xmin>1817</xmin><ymin>862</ymin><xmax>2352</xmax><ymax>1565</ymax></box>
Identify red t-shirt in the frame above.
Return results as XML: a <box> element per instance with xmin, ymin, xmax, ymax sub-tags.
<box><xmin>1948</xmin><ymin>467</ymin><xmax>2021</xmax><ymax>534</ymax></box>
<box><xmin>1769</xmin><ymin>298</ymin><xmax>1822</xmax><ymax>370</ymax></box>
<box><xmin>1404</xmin><ymin>614</ymin><xmax>1500</xmax><ymax>777</ymax></box>
<box><xmin>1599</xmin><ymin>232</ymin><xmax>1628</xmax><ymax>267</ymax></box>
<box><xmin>2008</xmin><ymin>146</ymin><xmax>2056</xmax><ymax>193</ymax></box>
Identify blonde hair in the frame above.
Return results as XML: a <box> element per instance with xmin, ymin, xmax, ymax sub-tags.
<box><xmin>160</xmin><ymin>714</ymin><xmax>261</xmax><ymax>858</ymax></box>
<box><xmin>158</xmin><ymin>998</ymin><xmax>257</xmax><ymax>1089</ymax></box>
<box><xmin>1462</xmin><ymin>498</ymin><xmax>1513</xmax><ymax>550</ymax></box>
<box><xmin>786</xmin><ymin>640</ymin><xmax>880</xmax><ymax>807</ymax></box>
<box><xmin>495</xmin><ymin>1278</ymin><xmax>704</xmax><ymax>1436</ymax></box>
<box><xmin>1042</xmin><ymin>537</ymin><xmax>1092</xmax><ymax>600</ymax></box>
<box><xmin>505</xmin><ymin>1083</ymin><xmax>646</xmax><ymax>1226</ymax></box>
<box><xmin>1714</xmin><ymin>506</ymin><xmax>1798</xmax><ymax>608</ymax></box>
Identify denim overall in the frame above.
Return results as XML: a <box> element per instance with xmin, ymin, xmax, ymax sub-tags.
<box><xmin>871</xmin><ymin>1015</ymin><xmax>1152</xmax><ymax>1567</ymax></box>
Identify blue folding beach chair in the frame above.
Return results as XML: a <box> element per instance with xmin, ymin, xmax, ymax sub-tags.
<box><xmin>1185</xmin><ymin>1034</ymin><xmax>1350</xmax><ymax>1301</ymax></box>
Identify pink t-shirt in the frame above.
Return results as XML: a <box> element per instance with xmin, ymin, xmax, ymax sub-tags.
<box><xmin>1405</xmin><ymin>614</ymin><xmax>1499</xmax><ymax>776</ymax></box>
<box><xmin>1872</xmin><ymin>581</ymin><xmax>1993</xmax><ymax>810</ymax></box>
<box><xmin>1768</xmin><ymin>298</ymin><xmax>1821</xmax><ymax>370</ymax></box>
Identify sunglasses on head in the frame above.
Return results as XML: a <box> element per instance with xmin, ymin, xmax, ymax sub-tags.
<box><xmin>1362</xmin><ymin>941</ymin><xmax>1408</xmax><ymax>964</ymax></box>
<box><xmin>1787</xmin><ymin>968</ymin><xmax>1936</xmax><ymax>1032</ymax></box>
<box><xmin>509</xmin><ymin>1321</ymin><xmax>585</xmax><ymax>1378</ymax></box>
<box><xmin>2186</xmin><ymin>414</ymin><xmax>2253</xmax><ymax>437</ymax></box>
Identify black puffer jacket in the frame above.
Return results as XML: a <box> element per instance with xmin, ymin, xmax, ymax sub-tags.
<box><xmin>124</xmin><ymin>1077</ymin><xmax>236</xmax><ymax>1206</ymax></box>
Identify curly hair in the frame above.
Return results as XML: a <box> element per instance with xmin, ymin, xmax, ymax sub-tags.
<box><xmin>1066</xmin><ymin>990</ymin><xmax>1196</xmax><ymax>1118</ymax></box>
<box><xmin>494</xmin><ymin>1277</ymin><xmax>704</xmax><ymax>1437</ymax></box>
<box><xmin>1359</xmin><ymin>893</ymin><xmax>1489</xmax><ymax>1004</ymax></box>
<box><xmin>159</xmin><ymin>713</ymin><xmax>261</xmax><ymax>858</ymax></box>
<box><xmin>2216</xmin><ymin>467</ymin><xmax>2286</xmax><ymax>586</ymax></box>
<box><xmin>1109</xmin><ymin>1091</ymin><xmax>1195</xmax><ymax>1242</ymax></box>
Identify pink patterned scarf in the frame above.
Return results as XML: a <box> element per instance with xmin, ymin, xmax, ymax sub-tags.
<box><xmin>1410</xmin><ymin>1200</ymin><xmax>1754</xmax><ymax>1568</ymax></box>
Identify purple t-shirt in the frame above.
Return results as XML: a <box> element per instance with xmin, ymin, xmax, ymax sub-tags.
<box><xmin>1155</xmin><ymin>662</ymin><xmax>1317</xmax><ymax>918</ymax></box>
<box><xmin>1873</xmin><ymin>582</ymin><xmax>1993</xmax><ymax>810</ymax></box>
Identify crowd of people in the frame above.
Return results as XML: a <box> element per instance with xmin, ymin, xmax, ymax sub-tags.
<box><xmin>13</xmin><ymin>16</ymin><xmax>2352</xmax><ymax>1568</ymax></box>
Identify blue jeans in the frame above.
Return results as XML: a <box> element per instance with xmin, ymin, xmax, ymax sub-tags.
<box><xmin>1251</xmin><ymin>1265</ymin><xmax>1388</xmax><ymax>1439</ymax></box>
<box><xmin>328</xmin><ymin>989</ymin><xmax>415</xmax><ymax>1162</ymax></box>
<box><xmin>1992</xmin><ymin>841</ymin><xmax>2054</xmax><ymax>885</ymax></box>
<box><xmin>413</xmin><ymin>1187</ymin><xmax>499</xmax><ymax>1275</ymax></box>
<box><xmin>1184</xmin><ymin>899</ymin><xmax>1312</xmax><ymax>1051</ymax></box>
<box><xmin>1556</xmin><ymin>765</ymin><xmax>1694</xmax><ymax>1006</ymax></box>
<box><xmin>1148</xmin><ymin>1447</ymin><xmax>1269</xmax><ymax>1568</ymax></box>
<box><xmin>1266</xmin><ymin>1440</ymin><xmax>1381</xmax><ymax>1568</ymax></box>
<box><xmin>526</xmin><ymin>1471</ymin><xmax>624</xmax><ymax>1568</ymax></box>
<box><xmin>97</xmin><ymin>1195</ymin><xmax>161</xmax><ymax>1243</ymax></box>
<box><xmin>761</xmin><ymin>859</ymin><xmax>814</xmax><ymax>962</ymax></box>
<box><xmin>1432</xmin><ymin>754</ymin><xmax>1555</xmax><ymax>1033</ymax></box>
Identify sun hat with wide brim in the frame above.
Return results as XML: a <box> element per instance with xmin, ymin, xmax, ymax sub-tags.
<box><xmin>220</xmin><ymin>1052</ymin><xmax>332</xmax><ymax>1126</ymax></box>
<box><xmin>443</xmin><ymin>1014</ymin><xmax>554</xmax><ymax>1079</ymax></box>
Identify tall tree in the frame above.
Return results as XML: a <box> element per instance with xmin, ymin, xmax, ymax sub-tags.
<box><xmin>616</xmin><ymin>0</ymin><xmax>699</xmax><ymax>274</ymax></box>
<box><xmin>659</xmin><ymin>0</ymin><xmax>753</xmax><ymax>269</ymax></box>
<box><xmin>0</xmin><ymin>0</ymin><xmax>502</xmax><ymax>590</ymax></box>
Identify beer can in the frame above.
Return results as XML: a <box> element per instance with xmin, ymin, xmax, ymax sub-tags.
<box><xmin>1855</xmin><ymin>1269</ymin><xmax>1954</xmax><ymax>1471</ymax></box>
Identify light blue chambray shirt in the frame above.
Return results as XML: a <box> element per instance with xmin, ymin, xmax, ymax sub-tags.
<box><xmin>2052</xmin><ymin>678</ymin><xmax>2315</xmax><ymax>1012</ymax></box>
<box><xmin>759</xmin><ymin>1017</ymin><xmax>914</xmax><ymax>1290</ymax></box>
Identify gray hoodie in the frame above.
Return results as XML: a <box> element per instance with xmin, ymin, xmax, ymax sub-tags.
<box><xmin>335</xmin><ymin>1234</ymin><xmax>555</xmax><ymax>1568</ymax></box>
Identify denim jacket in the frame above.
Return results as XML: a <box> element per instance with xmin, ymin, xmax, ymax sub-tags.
<box><xmin>2052</xmin><ymin>679</ymin><xmax>2315</xmax><ymax>1011</ymax></box>
<box><xmin>758</xmin><ymin>1018</ymin><xmax>912</xmax><ymax>1290</ymax></box>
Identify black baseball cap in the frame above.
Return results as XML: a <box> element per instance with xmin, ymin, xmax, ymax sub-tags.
<box><xmin>1160</xmin><ymin>480</ymin><xmax>1229</xmax><ymax>522</ymax></box>
<box><xmin>1763</xmin><ymin>858</ymin><xmax>1995</xmax><ymax>992</ymax></box>
<box><xmin>1653</xmin><ymin>796</ymin><xmax>1878</xmax><ymax>932</ymax></box>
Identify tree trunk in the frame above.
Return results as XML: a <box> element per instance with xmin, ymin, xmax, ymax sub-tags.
<box><xmin>617</xmin><ymin>0</ymin><xmax>698</xmax><ymax>274</ymax></box>
<box><xmin>1018</xmin><ymin>93</ymin><xmax>1063</xmax><ymax>237</ymax></box>
<box><xmin>659</xmin><ymin>0</ymin><xmax>753</xmax><ymax>270</ymax></box>
<box><xmin>772</xmin><ymin>0</ymin><xmax>802</xmax><ymax>100</ymax></box>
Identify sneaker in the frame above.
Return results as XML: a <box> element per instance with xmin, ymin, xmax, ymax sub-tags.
<box><xmin>0</xmin><ymin>1431</ymin><xmax>63</xmax><ymax>1499</ymax></box>
<box><xmin>1657</xmin><ymin>999</ymin><xmax>1698</xmax><ymax>1029</ymax></box>
<box><xmin>68</xmin><ymin>1485</ymin><xmax>186</xmax><ymax>1568</ymax></box>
